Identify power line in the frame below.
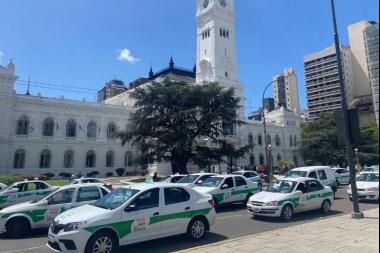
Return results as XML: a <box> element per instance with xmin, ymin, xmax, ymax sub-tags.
<box><xmin>16</xmin><ymin>79</ymin><xmax>99</xmax><ymax>91</ymax></box>
<box><xmin>13</xmin><ymin>82</ymin><xmax>97</xmax><ymax>94</ymax></box>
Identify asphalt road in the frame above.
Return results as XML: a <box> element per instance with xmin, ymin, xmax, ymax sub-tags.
<box><xmin>0</xmin><ymin>185</ymin><xmax>378</xmax><ymax>253</ymax></box>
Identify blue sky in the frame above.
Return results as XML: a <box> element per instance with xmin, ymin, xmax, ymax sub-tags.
<box><xmin>0</xmin><ymin>0</ymin><xmax>378</xmax><ymax>116</ymax></box>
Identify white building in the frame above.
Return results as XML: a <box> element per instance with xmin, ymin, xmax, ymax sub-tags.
<box><xmin>0</xmin><ymin>0</ymin><xmax>303</xmax><ymax>177</ymax></box>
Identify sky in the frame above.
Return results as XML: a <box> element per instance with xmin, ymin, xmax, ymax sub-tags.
<box><xmin>0</xmin><ymin>0</ymin><xmax>379</xmax><ymax>116</ymax></box>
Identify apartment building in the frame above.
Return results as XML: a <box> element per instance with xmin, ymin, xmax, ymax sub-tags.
<box><xmin>273</xmin><ymin>68</ymin><xmax>300</xmax><ymax>115</ymax></box>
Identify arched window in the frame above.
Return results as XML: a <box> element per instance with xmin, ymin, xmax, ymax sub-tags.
<box><xmin>267</xmin><ymin>134</ymin><xmax>271</xmax><ymax>145</ymax></box>
<box><xmin>258</xmin><ymin>134</ymin><xmax>263</xmax><ymax>145</ymax></box>
<box><xmin>66</xmin><ymin>119</ymin><xmax>77</xmax><ymax>138</ymax></box>
<box><xmin>294</xmin><ymin>135</ymin><xmax>297</xmax><ymax>146</ymax></box>
<box><xmin>259</xmin><ymin>153</ymin><xmax>264</xmax><ymax>165</ymax></box>
<box><xmin>290</xmin><ymin>135</ymin><xmax>293</xmax><ymax>147</ymax></box>
<box><xmin>87</xmin><ymin>121</ymin><xmax>97</xmax><ymax>138</ymax></box>
<box><xmin>125</xmin><ymin>151</ymin><xmax>133</xmax><ymax>167</ymax></box>
<box><xmin>249</xmin><ymin>154</ymin><xmax>255</xmax><ymax>165</ymax></box>
<box><xmin>248</xmin><ymin>134</ymin><xmax>253</xmax><ymax>145</ymax></box>
<box><xmin>64</xmin><ymin>150</ymin><xmax>74</xmax><ymax>168</ymax></box>
<box><xmin>16</xmin><ymin>115</ymin><xmax>29</xmax><ymax>135</ymax></box>
<box><xmin>86</xmin><ymin>150</ymin><xmax>96</xmax><ymax>168</ymax></box>
<box><xmin>14</xmin><ymin>149</ymin><xmax>25</xmax><ymax>169</ymax></box>
<box><xmin>107</xmin><ymin>122</ymin><xmax>117</xmax><ymax>139</ymax></box>
<box><xmin>42</xmin><ymin>117</ymin><xmax>54</xmax><ymax>136</ymax></box>
<box><xmin>275</xmin><ymin>135</ymin><xmax>281</xmax><ymax>146</ymax></box>
<box><xmin>40</xmin><ymin>149</ymin><xmax>51</xmax><ymax>168</ymax></box>
<box><xmin>106</xmin><ymin>151</ymin><xmax>115</xmax><ymax>167</ymax></box>
<box><xmin>277</xmin><ymin>154</ymin><xmax>282</xmax><ymax>162</ymax></box>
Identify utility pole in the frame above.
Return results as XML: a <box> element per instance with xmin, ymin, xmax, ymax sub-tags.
<box><xmin>330</xmin><ymin>0</ymin><xmax>363</xmax><ymax>218</ymax></box>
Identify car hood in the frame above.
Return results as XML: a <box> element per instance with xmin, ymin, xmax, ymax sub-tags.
<box><xmin>355</xmin><ymin>182</ymin><xmax>379</xmax><ymax>188</ymax></box>
<box><xmin>192</xmin><ymin>186</ymin><xmax>217</xmax><ymax>194</ymax></box>
<box><xmin>0</xmin><ymin>201</ymin><xmax>39</xmax><ymax>213</ymax></box>
<box><xmin>54</xmin><ymin>205</ymin><xmax>108</xmax><ymax>225</ymax></box>
<box><xmin>249</xmin><ymin>191</ymin><xmax>288</xmax><ymax>203</ymax></box>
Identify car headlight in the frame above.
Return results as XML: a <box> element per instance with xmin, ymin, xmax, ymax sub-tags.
<box><xmin>265</xmin><ymin>201</ymin><xmax>278</xmax><ymax>206</ymax></box>
<box><xmin>64</xmin><ymin>221</ymin><xmax>87</xmax><ymax>232</ymax></box>
<box><xmin>366</xmin><ymin>187</ymin><xmax>378</xmax><ymax>192</ymax></box>
<box><xmin>0</xmin><ymin>213</ymin><xmax>3</xmax><ymax>219</ymax></box>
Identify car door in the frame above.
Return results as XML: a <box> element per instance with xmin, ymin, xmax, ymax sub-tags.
<box><xmin>160</xmin><ymin>186</ymin><xmax>192</xmax><ymax>235</ymax></box>
<box><xmin>16</xmin><ymin>182</ymin><xmax>36</xmax><ymax>203</ymax></box>
<box><xmin>122</xmin><ymin>188</ymin><xmax>161</xmax><ymax>244</ymax></box>
<box><xmin>233</xmin><ymin>176</ymin><xmax>249</xmax><ymax>202</ymax></box>
<box><xmin>316</xmin><ymin>170</ymin><xmax>329</xmax><ymax>186</ymax></box>
<box><xmin>339</xmin><ymin>169</ymin><xmax>350</xmax><ymax>184</ymax></box>
<box><xmin>294</xmin><ymin>180</ymin><xmax>314</xmax><ymax>212</ymax></box>
<box><xmin>218</xmin><ymin>177</ymin><xmax>236</xmax><ymax>204</ymax></box>
<box><xmin>305</xmin><ymin>180</ymin><xmax>325</xmax><ymax>209</ymax></box>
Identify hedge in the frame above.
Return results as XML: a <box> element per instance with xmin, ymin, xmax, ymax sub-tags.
<box><xmin>116</xmin><ymin>168</ymin><xmax>125</xmax><ymax>176</ymax></box>
<box><xmin>43</xmin><ymin>173</ymin><xmax>55</xmax><ymax>179</ymax></box>
<box><xmin>0</xmin><ymin>175</ymin><xmax>25</xmax><ymax>185</ymax></box>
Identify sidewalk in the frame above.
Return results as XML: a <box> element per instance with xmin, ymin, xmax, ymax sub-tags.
<box><xmin>176</xmin><ymin>208</ymin><xmax>379</xmax><ymax>253</ymax></box>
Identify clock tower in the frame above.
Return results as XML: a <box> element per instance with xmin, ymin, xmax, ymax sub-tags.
<box><xmin>195</xmin><ymin>0</ymin><xmax>245</xmax><ymax>119</ymax></box>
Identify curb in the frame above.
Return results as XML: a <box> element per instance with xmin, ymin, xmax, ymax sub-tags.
<box><xmin>172</xmin><ymin>208</ymin><xmax>379</xmax><ymax>253</ymax></box>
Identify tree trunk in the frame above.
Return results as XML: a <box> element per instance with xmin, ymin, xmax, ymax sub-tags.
<box><xmin>178</xmin><ymin>160</ymin><xmax>188</xmax><ymax>174</ymax></box>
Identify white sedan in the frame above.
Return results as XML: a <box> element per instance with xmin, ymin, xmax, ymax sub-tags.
<box><xmin>231</xmin><ymin>171</ymin><xmax>263</xmax><ymax>191</ymax></box>
<box><xmin>0</xmin><ymin>183</ymin><xmax>111</xmax><ymax>238</ymax></box>
<box><xmin>332</xmin><ymin>168</ymin><xmax>350</xmax><ymax>185</ymax></box>
<box><xmin>47</xmin><ymin>182</ymin><xmax>216</xmax><ymax>253</ymax></box>
<box><xmin>348</xmin><ymin>172</ymin><xmax>379</xmax><ymax>202</ymax></box>
<box><xmin>247</xmin><ymin>177</ymin><xmax>334</xmax><ymax>220</ymax></box>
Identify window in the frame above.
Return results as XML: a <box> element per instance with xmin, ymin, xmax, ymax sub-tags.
<box><xmin>289</xmin><ymin>135</ymin><xmax>293</xmax><ymax>147</ymax></box>
<box><xmin>277</xmin><ymin>154</ymin><xmax>281</xmax><ymax>162</ymax></box>
<box><xmin>131</xmin><ymin>188</ymin><xmax>160</xmax><ymax>210</ymax></box>
<box><xmin>13</xmin><ymin>149</ymin><xmax>25</xmax><ymax>169</ymax></box>
<box><xmin>318</xmin><ymin>170</ymin><xmax>327</xmax><ymax>180</ymax></box>
<box><xmin>66</xmin><ymin>119</ymin><xmax>76</xmax><ymax>137</ymax></box>
<box><xmin>248</xmin><ymin>134</ymin><xmax>253</xmax><ymax>144</ymax></box>
<box><xmin>76</xmin><ymin>187</ymin><xmax>101</xmax><ymax>202</ymax></box>
<box><xmin>87</xmin><ymin>121</ymin><xmax>97</xmax><ymax>138</ymax></box>
<box><xmin>16</xmin><ymin>115</ymin><xmax>29</xmax><ymax>135</ymax></box>
<box><xmin>234</xmin><ymin>176</ymin><xmax>247</xmax><ymax>187</ymax></box>
<box><xmin>48</xmin><ymin>188</ymin><xmax>75</xmax><ymax>205</ymax></box>
<box><xmin>164</xmin><ymin>187</ymin><xmax>190</xmax><ymax>205</ymax></box>
<box><xmin>42</xmin><ymin>117</ymin><xmax>54</xmax><ymax>136</ymax></box>
<box><xmin>63</xmin><ymin>150</ymin><xmax>74</xmax><ymax>168</ymax></box>
<box><xmin>125</xmin><ymin>151</ymin><xmax>133</xmax><ymax>166</ymax></box>
<box><xmin>296</xmin><ymin>181</ymin><xmax>307</xmax><ymax>193</ymax></box>
<box><xmin>106</xmin><ymin>151</ymin><xmax>115</xmax><ymax>167</ymax></box>
<box><xmin>307</xmin><ymin>181</ymin><xmax>320</xmax><ymax>192</ymax></box>
<box><xmin>222</xmin><ymin>177</ymin><xmax>234</xmax><ymax>189</ymax></box>
<box><xmin>275</xmin><ymin>135</ymin><xmax>281</xmax><ymax>146</ymax></box>
<box><xmin>40</xmin><ymin>149</ymin><xmax>51</xmax><ymax>168</ymax></box>
<box><xmin>308</xmin><ymin>171</ymin><xmax>317</xmax><ymax>179</ymax></box>
<box><xmin>258</xmin><ymin>134</ymin><xmax>263</xmax><ymax>145</ymax></box>
<box><xmin>107</xmin><ymin>122</ymin><xmax>117</xmax><ymax>139</ymax></box>
<box><xmin>220</xmin><ymin>28</ymin><xmax>222</xmax><ymax>36</ymax></box>
<box><xmin>250</xmin><ymin>154</ymin><xmax>255</xmax><ymax>165</ymax></box>
<box><xmin>259</xmin><ymin>153</ymin><xmax>264</xmax><ymax>164</ymax></box>
<box><xmin>294</xmin><ymin>136</ymin><xmax>297</xmax><ymax>146</ymax></box>
<box><xmin>341</xmin><ymin>169</ymin><xmax>349</xmax><ymax>174</ymax></box>
<box><xmin>86</xmin><ymin>150</ymin><xmax>96</xmax><ymax>168</ymax></box>
<box><xmin>101</xmin><ymin>187</ymin><xmax>109</xmax><ymax>197</ymax></box>
<box><xmin>267</xmin><ymin>134</ymin><xmax>271</xmax><ymax>145</ymax></box>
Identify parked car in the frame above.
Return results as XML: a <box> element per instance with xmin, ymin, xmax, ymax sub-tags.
<box><xmin>359</xmin><ymin>167</ymin><xmax>379</xmax><ymax>175</ymax></box>
<box><xmin>231</xmin><ymin>171</ymin><xmax>263</xmax><ymax>191</ymax></box>
<box><xmin>332</xmin><ymin>168</ymin><xmax>350</xmax><ymax>185</ymax></box>
<box><xmin>347</xmin><ymin>172</ymin><xmax>379</xmax><ymax>202</ymax></box>
<box><xmin>0</xmin><ymin>183</ymin><xmax>111</xmax><ymax>238</ymax></box>
<box><xmin>0</xmin><ymin>180</ymin><xmax>60</xmax><ymax>210</ymax></box>
<box><xmin>46</xmin><ymin>182</ymin><xmax>216</xmax><ymax>253</ymax></box>
<box><xmin>63</xmin><ymin>178</ymin><xmax>113</xmax><ymax>190</ymax></box>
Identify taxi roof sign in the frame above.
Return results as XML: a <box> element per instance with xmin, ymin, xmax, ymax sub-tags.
<box><xmin>200</xmin><ymin>171</ymin><xmax>205</xmax><ymax>174</ymax></box>
<box><xmin>145</xmin><ymin>178</ymin><xmax>154</xmax><ymax>184</ymax></box>
<box><xmin>221</xmin><ymin>172</ymin><xmax>227</xmax><ymax>175</ymax></box>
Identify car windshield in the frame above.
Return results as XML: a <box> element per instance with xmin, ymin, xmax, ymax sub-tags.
<box><xmin>265</xmin><ymin>180</ymin><xmax>297</xmax><ymax>193</ymax></box>
<box><xmin>63</xmin><ymin>180</ymin><xmax>76</xmax><ymax>186</ymax></box>
<box><xmin>200</xmin><ymin>177</ymin><xmax>223</xmax><ymax>187</ymax></box>
<box><xmin>286</xmin><ymin>171</ymin><xmax>307</xmax><ymax>178</ymax></box>
<box><xmin>178</xmin><ymin>175</ymin><xmax>199</xmax><ymax>183</ymax></box>
<box><xmin>364</xmin><ymin>167</ymin><xmax>374</xmax><ymax>172</ymax></box>
<box><xmin>357</xmin><ymin>173</ymin><xmax>379</xmax><ymax>182</ymax></box>
<box><xmin>93</xmin><ymin>188</ymin><xmax>140</xmax><ymax>210</ymax></box>
<box><xmin>160</xmin><ymin>176</ymin><xmax>171</xmax><ymax>182</ymax></box>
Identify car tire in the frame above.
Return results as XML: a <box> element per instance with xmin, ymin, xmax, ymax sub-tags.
<box><xmin>280</xmin><ymin>204</ymin><xmax>293</xmax><ymax>221</ymax></box>
<box><xmin>258</xmin><ymin>183</ymin><xmax>263</xmax><ymax>191</ymax></box>
<box><xmin>187</xmin><ymin>216</ymin><xmax>207</xmax><ymax>241</ymax></box>
<box><xmin>244</xmin><ymin>194</ymin><xmax>253</xmax><ymax>206</ymax></box>
<box><xmin>321</xmin><ymin>200</ymin><xmax>331</xmax><ymax>214</ymax></box>
<box><xmin>85</xmin><ymin>231</ymin><xmax>117</xmax><ymax>253</ymax></box>
<box><xmin>6</xmin><ymin>217</ymin><xmax>30</xmax><ymax>238</ymax></box>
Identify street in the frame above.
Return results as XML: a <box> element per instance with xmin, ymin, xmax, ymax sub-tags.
<box><xmin>0</xmin><ymin>185</ymin><xmax>378</xmax><ymax>253</ymax></box>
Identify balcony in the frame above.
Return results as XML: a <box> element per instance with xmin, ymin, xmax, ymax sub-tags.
<box><xmin>304</xmin><ymin>56</ymin><xmax>337</xmax><ymax>68</ymax></box>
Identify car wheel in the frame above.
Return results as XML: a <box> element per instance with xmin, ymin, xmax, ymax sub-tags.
<box><xmin>280</xmin><ymin>204</ymin><xmax>293</xmax><ymax>221</ymax></box>
<box><xmin>244</xmin><ymin>194</ymin><xmax>253</xmax><ymax>206</ymax></box>
<box><xmin>187</xmin><ymin>217</ymin><xmax>207</xmax><ymax>241</ymax></box>
<box><xmin>258</xmin><ymin>183</ymin><xmax>263</xmax><ymax>191</ymax></box>
<box><xmin>321</xmin><ymin>200</ymin><xmax>331</xmax><ymax>214</ymax></box>
<box><xmin>6</xmin><ymin>217</ymin><xmax>30</xmax><ymax>238</ymax></box>
<box><xmin>85</xmin><ymin>231</ymin><xmax>117</xmax><ymax>253</ymax></box>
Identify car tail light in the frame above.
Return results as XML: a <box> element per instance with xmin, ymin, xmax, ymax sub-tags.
<box><xmin>109</xmin><ymin>184</ymin><xmax>113</xmax><ymax>189</ymax></box>
<box><xmin>208</xmin><ymin>199</ymin><xmax>215</xmax><ymax>208</ymax></box>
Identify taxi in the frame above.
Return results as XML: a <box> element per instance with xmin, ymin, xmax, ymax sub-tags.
<box><xmin>192</xmin><ymin>174</ymin><xmax>259</xmax><ymax>208</ymax></box>
<box><xmin>332</xmin><ymin>168</ymin><xmax>350</xmax><ymax>185</ymax></box>
<box><xmin>159</xmin><ymin>174</ymin><xmax>187</xmax><ymax>183</ymax></box>
<box><xmin>0</xmin><ymin>183</ymin><xmax>111</xmax><ymax>238</ymax></box>
<box><xmin>46</xmin><ymin>180</ymin><xmax>216</xmax><ymax>253</ymax></box>
<box><xmin>178</xmin><ymin>172</ymin><xmax>217</xmax><ymax>186</ymax></box>
<box><xmin>231</xmin><ymin>171</ymin><xmax>263</xmax><ymax>191</ymax></box>
<box><xmin>347</xmin><ymin>172</ymin><xmax>379</xmax><ymax>202</ymax></box>
<box><xmin>0</xmin><ymin>180</ymin><xmax>59</xmax><ymax>210</ymax></box>
<box><xmin>247</xmin><ymin>177</ymin><xmax>334</xmax><ymax>220</ymax></box>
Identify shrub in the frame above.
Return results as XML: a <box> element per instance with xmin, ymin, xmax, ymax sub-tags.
<box><xmin>90</xmin><ymin>171</ymin><xmax>99</xmax><ymax>177</ymax></box>
<box><xmin>0</xmin><ymin>175</ymin><xmax>25</xmax><ymax>185</ymax></box>
<box><xmin>59</xmin><ymin>172</ymin><xmax>72</xmax><ymax>178</ymax></box>
<box><xmin>43</xmin><ymin>173</ymin><xmax>55</xmax><ymax>179</ymax></box>
<box><xmin>115</xmin><ymin>168</ymin><xmax>125</xmax><ymax>176</ymax></box>
<box><xmin>24</xmin><ymin>175</ymin><xmax>37</xmax><ymax>180</ymax></box>
<box><xmin>140</xmin><ymin>169</ymin><xmax>150</xmax><ymax>176</ymax></box>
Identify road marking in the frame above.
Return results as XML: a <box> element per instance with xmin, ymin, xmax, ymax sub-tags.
<box><xmin>217</xmin><ymin>214</ymin><xmax>242</xmax><ymax>220</ymax></box>
<box><xmin>0</xmin><ymin>246</ymin><xmax>46</xmax><ymax>253</ymax></box>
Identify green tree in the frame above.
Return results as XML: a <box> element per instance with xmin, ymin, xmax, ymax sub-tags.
<box><xmin>114</xmin><ymin>79</ymin><xmax>254</xmax><ymax>174</ymax></box>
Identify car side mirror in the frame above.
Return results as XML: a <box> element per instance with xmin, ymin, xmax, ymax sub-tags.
<box><xmin>124</xmin><ymin>204</ymin><xmax>138</xmax><ymax>212</ymax></box>
<box><xmin>197</xmin><ymin>180</ymin><xmax>203</xmax><ymax>185</ymax></box>
<box><xmin>294</xmin><ymin>190</ymin><xmax>302</xmax><ymax>195</ymax></box>
<box><xmin>221</xmin><ymin>184</ymin><xmax>229</xmax><ymax>189</ymax></box>
<box><xmin>7</xmin><ymin>188</ymin><xmax>18</xmax><ymax>193</ymax></box>
<box><xmin>37</xmin><ymin>200</ymin><xmax>48</xmax><ymax>206</ymax></box>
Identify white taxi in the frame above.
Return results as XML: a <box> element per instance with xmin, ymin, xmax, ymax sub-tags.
<box><xmin>332</xmin><ymin>168</ymin><xmax>351</xmax><ymax>185</ymax></box>
<box><xmin>0</xmin><ymin>180</ymin><xmax>59</xmax><ymax>210</ymax></box>
<box><xmin>192</xmin><ymin>175</ymin><xmax>259</xmax><ymax>208</ymax></box>
<box><xmin>231</xmin><ymin>171</ymin><xmax>263</xmax><ymax>191</ymax></box>
<box><xmin>178</xmin><ymin>172</ymin><xmax>217</xmax><ymax>186</ymax></box>
<box><xmin>348</xmin><ymin>172</ymin><xmax>379</xmax><ymax>202</ymax></box>
<box><xmin>46</xmin><ymin>180</ymin><xmax>216</xmax><ymax>253</ymax></box>
<box><xmin>247</xmin><ymin>177</ymin><xmax>334</xmax><ymax>220</ymax></box>
<box><xmin>0</xmin><ymin>184</ymin><xmax>111</xmax><ymax>238</ymax></box>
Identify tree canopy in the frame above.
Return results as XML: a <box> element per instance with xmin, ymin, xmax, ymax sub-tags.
<box><xmin>298</xmin><ymin>112</ymin><xmax>379</xmax><ymax>167</ymax></box>
<box><xmin>115</xmin><ymin>79</ymin><xmax>254</xmax><ymax>174</ymax></box>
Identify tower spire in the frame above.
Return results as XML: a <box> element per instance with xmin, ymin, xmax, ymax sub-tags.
<box><xmin>26</xmin><ymin>76</ymin><xmax>30</xmax><ymax>95</ymax></box>
<box><xmin>169</xmin><ymin>53</ymin><xmax>174</xmax><ymax>68</ymax></box>
<box><xmin>149</xmin><ymin>63</ymin><xmax>153</xmax><ymax>78</ymax></box>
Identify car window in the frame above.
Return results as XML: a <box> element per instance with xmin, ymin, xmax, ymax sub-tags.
<box><xmin>197</xmin><ymin>175</ymin><xmax>213</xmax><ymax>183</ymax></box>
<box><xmin>308</xmin><ymin>171</ymin><xmax>317</xmax><ymax>179</ymax></box>
<box><xmin>35</xmin><ymin>182</ymin><xmax>48</xmax><ymax>190</ymax></box>
<box><xmin>201</xmin><ymin>177</ymin><xmax>224</xmax><ymax>187</ymax></box>
<box><xmin>235</xmin><ymin>176</ymin><xmax>247</xmax><ymax>187</ymax></box>
<box><xmin>160</xmin><ymin>176</ymin><xmax>171</xmax><ymax>182</ymax></box>
<box><xmin>250</xmin><ymin>172</ymin><xmax>258</xmax><ymax>177</ymax></box>
<box><xmin>307</xmin><ymin>181</ymin><xmax>320</xmax><ymax>192</ymax></box>
<box><xmin>164</xmin><ymin>187</ymin><xmax>190</xmax><ymax>205</ymax></box>
<box><xmin>222</xmin><ymin>177</ymin><xmax>234</xmax><ymax>189</ymax></box>
<box><xmin>266</xmin><ymin>180</ymin><xmax>297</xmax><ymax>193</ymax></box>
<box><xmin>318</xmin><ymin>170</ymin><xmax>327</xmax><ymax>180</ymax></box>
<box><xmin>100</xmin><ymin>187</ymin><xmax>109</xmax><ymax>197</ymax></box>
<box><xmin>131</xmin><ymin>188</ymin><xmax>160</xmax><ymax>210</ymax></box>
<box><xmin>295</xmin><ymin>181</ymin><xmax>307</xmax><ymax>193</ymax></box>
<box><xmin>178</xmin><ymin>175</ymin><xmax>199</xmax><ymax>183</ymax></box>
<box><xmin>341</xmin><ymin>169</ymin><xmax>349</xmax><ymax>174</ymax></box>
<box><xmin>76</xmin><ymin>187</ymin><xmax>101</xmax><ymax>202</ymax></box>
<box><xmin>357</xmin><ymin>173</ymin><xmax>379</xmax><ymax>182</ymax></box>
<box><xmin>48</xmin><ymin>188</ymin><xmax>75</xmax><ymax>205</ymax></box>
<box><xmin>287</xmin><ymin>171</ymin><xmax>307</xmax><ymax>178</ymax></box>
<box><xmin>94</xmin><ymin>188</ymin><xmax>140</xmax><ymax>210</ymax></box>
<box><xmin>316</xmin><ymin>180</ymin><xmax>325</xmax><ymax>190</ymax></box>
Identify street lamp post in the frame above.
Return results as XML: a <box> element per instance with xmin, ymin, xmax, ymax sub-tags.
<box><xmin>268</xmin><ymin>144</ymin><xmax>273</xmax><ymax>182</ymax></box>
<box><xmin>355</xmin><ymin>149</ymin><xmax>360</xmax><ymax>172</ymax></box>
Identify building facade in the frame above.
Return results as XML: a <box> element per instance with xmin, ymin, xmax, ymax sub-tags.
<box><xmin>273</xmin><ymin>67</ymin><xmax>300</xmax><ymax>115</ymax></box>
<box><xmin>303</xmin><ymin>44</ymin><xmax>355</xmax><ymax>121</ymax></box>
<box><xmin>97</xmin><ymin>79</ymin><xmax>128</xmax><ymax>103</ymax></box>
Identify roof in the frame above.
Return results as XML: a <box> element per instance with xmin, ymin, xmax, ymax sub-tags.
<box><xmin>292</xmin><ymin>166</ymin><xmax>331</xmax><ymax>172</ymax></box>
<box><xmin>190</xmin><ymin>173</ymin><xmax>217</xmax><ymax>176</ymax></box>
<box><xmin>59</xmin><ymin>183</ymin><xmax>106</xmax><ymax>189</ymax></box>
<box><xmin>276</xmin><ymin>177</ymin><xmax>311</xmax><ymax>182</ymax></box>
<box><xmin>122</xmin><ymin>182</ymin><xmax>193</xmax><ymax>190</ymax></box>
<box><xmin>149</xmin><ymin>66</ymin><xmax>195</xmax><ymax>80</ymax></box>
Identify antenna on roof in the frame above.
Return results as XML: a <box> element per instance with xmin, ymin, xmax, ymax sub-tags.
<box><xmin>26</xmin><ymin>76</ymin><xmax>30</xmax><ymax>95</ymax></box>
<box><xmin>364</xmin><ymin>12</ymin><xmax>367</xmax><ymax>20</ymax></box>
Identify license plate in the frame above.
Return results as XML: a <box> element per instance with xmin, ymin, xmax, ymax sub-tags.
<box><xmin>252</xmin><ymin>208</ymin><xmax>260</xmax><ymax>212</ymax></box>
<box><xmin>48</xmin><ymin>233</ymin><xmax>55</xmax><ymax>243</ymax></box>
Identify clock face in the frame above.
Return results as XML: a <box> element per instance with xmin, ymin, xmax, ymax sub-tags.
<box><xmin>203</xmin><ymin>0</ymin><xmax>209</xmax><ymax>8</ymax></box>
<box><xmin>219</xmin><ymin>0</ymin><xmax>226</xmax><ymax>7</ymax></box>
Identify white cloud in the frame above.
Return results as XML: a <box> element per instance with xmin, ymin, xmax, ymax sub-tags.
<box><xmin>116</xmin><ymin>49</ymin><xmax>141</xmax><ymax>64</ymax></box>
<box><xmin>0</xmin><ymin>51</ymin><xmax>3</xmax><ymax>64</ymax></box>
